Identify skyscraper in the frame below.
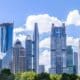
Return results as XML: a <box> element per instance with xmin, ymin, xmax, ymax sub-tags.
<box><xmin>25</xmin><ymin>35</ymin><xmax>33</xmax><ymax>71</ymax></box>
<box><xmin>66</xmin><ymin>46</ymin><xmax>74</xmax><ymax>73</ymax></box>
<box><xmin>66</xmin><ymin>46</ymin><xmax>73</xmax><ymax>67</ymax></box>
<box><xmin>0</xmin><ymin>59</ymin><xmax>2</xmax><ymax>71</ymax></box>
<box><xmin>78</xmin><ymin>40</ymin><xmax>80</xmax><ymax>74</ymax></box>
<box><xmin>50</xmin><ymin>23</ymin><xmax>66</xmax><ymax>74</ymax></box>
<box><xmin>2</xmin><ymin>40</ymin><xmax>26</xmax><ymax>73</ymax></box>
<box><xmin>73</xmin><ymin>52</ymin><xmax>78</xmax><ymax>74</ymax></box>
<box><xmin>0</xmin><ymin>23</ymin><xmax>13</xmax><ymax>53</ymax></box>
<box><xmin>33</xmin><ymin>23</ymin><xmax>39</xmax><ymax>73</ymax></box>
<box><xmin>38</xmin><ymin>65</ymin><xmax>45</xmax><ymax>73</ymax></box>
<box><xmin>12</xmin><ymin>40</ymin><xmax>26</xmax><ymax>73</ymax></box>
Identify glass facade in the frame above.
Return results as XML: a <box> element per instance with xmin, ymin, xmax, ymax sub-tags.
<box><xmin>33</xmin><ymin>23</ymin><xmax>39</xmax><ymax>73</ymax></box>
<box><xmin>25</xmin><ymin>35</ymin><xmax>33</xmax><ymax>71</ymax></box>
<box><xmin>0</xmin><ymin>23</ymin><xmax>13</xmax><ymax>53</ymax></box>
<box><xmin>66</xmin><ymin>46</ymin><xmax>73</xmax><ymax>67</ymax></box>
<box><xmin>50</xmin><ymin>23</ymin><xmax>66</xmax><ymax>74</ymax></box>
<box><xmin>2</xmin><ymin>40</ymin><xmax>26</xmax><ymax>73</ymax></box>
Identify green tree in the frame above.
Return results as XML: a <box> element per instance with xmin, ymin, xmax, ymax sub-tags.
<box><xmin>50</xmin><ymin>74</ymin><xmax>62</xmax><ymax>80</ymax></box>
<box><xmin>69</xmin><ymin>74</ymin><xmax>78</xmax><ymax>80</ymax></box>
<box><xmin>35</xmin><ymin>72</ymin><xmax>51</xmax><ymax>80</ymax></box>
<box><xmin>20</xmin><ymin>71</ymin><xmax>36</xmax><ymax>80</ymax></box>
<box><xmin>0</xmin><ymin>68</ymin><xmax>14</xmax><ymax>80</ymax></box>
<box><xmin>60</xmin><ymin>73</ymin><xmax>70</xmax><ymax>80</ymax></box>
<box><xmin>15</xmin><ymin>72</ymin><xmax>22</xmax><ymax>80</ymax></box>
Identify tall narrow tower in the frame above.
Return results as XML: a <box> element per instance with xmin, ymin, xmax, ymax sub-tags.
<box><xmin>33</xmin><ymin>23</ymin><xmax>39</xmax><ymax>73</ymax></box>
<box><xmin>25</xmin><ymin>35</ymin><xmax>33</xmax><ymax>71</ymax></box>
<box><xmin>50</xmin><ymin>23</ymin><xmax>66</xmax><ymax>74</ymax></box>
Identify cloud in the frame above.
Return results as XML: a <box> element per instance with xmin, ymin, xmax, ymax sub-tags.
<box><xmin>39</xmin><ymin>37</ymin><xmax>50</xmax><ymax>49</ymax></box>
<box><xmin>13</xmin><ymin>10</ymin><xmax>80</xmax><ymax>71</ymax></box>
<box><xmin>67</xmin><ymin>36</ymin><xmax>79</xmax><ymax>47</ymax></box>
<box><xmin>0</xmin><ymin>53</ymin><xmax>6</xmax><ymax>59</ymax></box>
<box><xmin>66</xmin><ymin>10</ymin><xmax>80</xmax><ymax>26</ymax></box>
<box><xmin>39</xmin><ymin>50</ymin><xmax>50</xmax><ymax>72</ymax></box>
<box><xmin>26</xmin><ymin>14</ymin><xmax>62</xmax><ymax>34</ymax></box>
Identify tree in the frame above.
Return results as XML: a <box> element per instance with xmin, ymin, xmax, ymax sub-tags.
<box><xmin>0</xmin><ymin>68</ymin><xmax>14</xmax><ymax>80</ymax></box>
<box><xmin>60</xmin><ymin>73</ymin><xmax>70</xmax><ymax>80</ymax></box>
<box><xmin>20</xmin><ymin>71</ymin><xmax>36</xmax><ymax>80</ymax></box>
<box><xmin>50</xmin><ymin>74</ymin><xmax>61</xmax><ymax>80</ymax></box>
<box><xmin>69</xmin><ymin>74</ymin><xmax>78</xmax><ymax>80</ymax></box>
<box><xmin>35</xmin><ymin>72</ymin><xmax>51</xmax><ymax>80</ymax></box>
<box><xmin>15</xmin><ymin>72</ymin><xmax>22</xmax><ymax>80</ymax></box>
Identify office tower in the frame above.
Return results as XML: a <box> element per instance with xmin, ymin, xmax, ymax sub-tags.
<box><xmin>33</xmin><ymin>23</ymin><xmax>39</xmax><ymax>73</ymax></box>
<box><xmin>50</xmin><ymin>23</ymin><xmax>66</xmax><ymax>74</ymax></box>
<box><xmin>0</xmin><ymin>59</ymin><xmax>2</xmax><ymax>71</ymax></box>
<box><xmin>2</xmin><ymin>40</ymin><xmax>26</xmax><ymax>73</ymax></box>
<box><xmin>73</xmin><ymin>52</ymin><xmax>78</xmax><ymax>74</ymax></box>
<box><xmin>12</xmin><ymin>40</ymin><xmax>26</xmax><ymax>73</ymax></box>
<box><xmin>66</xmin><ymin>46</ymin><xmax>74</xmax><ymax>74</ymax></box>
<box><xmin>0</xmin><ymin>23</ymin><xmax>13</xmax><ymax>53</ymax></box>
<box><xmin>78</xmin><ymin>40</ymin><xmax>80</xmax><ymax>74</ymax></box>
<box><xmin>66</xmin><ymin>46</ymin><xmax>73</xmax><ymax>67</ymax></box>
<box><xmin>25</xmin><ymin>35</ymin><xmax>33</xmax><ymax>71</ymax></box>
<box><xmin>38</xmin><ymin>65</ymin><xmax>45</xmax><ymax>73</ymax></box>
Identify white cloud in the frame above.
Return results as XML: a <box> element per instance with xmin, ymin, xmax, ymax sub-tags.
<box><xmin>26</xmin><ymin>14</ymin><xmax>62</xmax><ymax>34</ymax></box>
<box><xmin>39</xmin><ymin>37</ymin><xmax>50</xmax><ymax>49</ymax></box>
<box><xmin>0</xmin><ymin>53</ymin><xmax>6</xmax><ymax>59</ymax></box>
<box><xmin>66</xmin><ymin>10</ymin><xmax>80</xmax><ymax>26</ymax></box>
<box><xmin>67</xmin><ymin>36</ymin><xmax>79</xmax><ymax>47</ymax></box>
<box><xmin>13</xmin><ymin>10</ymin><xmax>80</xmax><ymax>72</ymax></box>
<box><xmin>39</xmin><ymin>50</ymin><xmax>50</xmax><ymax>72</ymax></box>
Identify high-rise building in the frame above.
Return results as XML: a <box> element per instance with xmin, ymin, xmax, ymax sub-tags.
<box><xmin>50</xmin><ymin>23</ymin><xmax>66</xmax><ymax>74</ymax></box>
<box><xmin>0</xmin><ymin>23</ymin><xmax>13</xmax><ymax>53</ymax></box>
<box><xmin>78</xmin><ymin>40</ymin><xmax>80</xmax><ymax>74</ymax></box>
<box><xmin>66</xmin><ymin>46</ymin><xmax>73</xmax><ymax>67</ymax></box>
<box><xmin>33</xmin><ymin>23</ymin><xmax>39</xmax><ymax>73</ymax></box>
<box><xmin>66</xmin><ymin>46</ymin><xmax>74</xmax><ymax>74</ymax></box>
<box><xmin>0</xmin><ymin>59</ymin><xmax>2</xmax><ymax>71</ymax></box>
<box><xmin>12</xmin><ymin>40</ymin><xmax>26</xmax><ymax>73</ymax></box>
<box><xmin>38</xmin><ymin>65</ymin><xmax>45</xmax><ymax>73</ymax></box>
<box><xmin>73</xmin><ymin>52</ymin><xmax>78</xmax><ymax>74</ymax></box>
<box><xmin>3</xmin><ymin>40</ymin><xmax>26</xmax><ymax>73</ymax></box>
<box><xmin>25</xmin><ymin>35</ymin><xmax>33</xmax><ymax>71</ymax></box>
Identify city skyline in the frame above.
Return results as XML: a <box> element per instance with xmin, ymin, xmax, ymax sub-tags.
<box><xmin>0</xmin><ymin>0</ymin><xmax>80</xmax><ymax>72</ymax></box>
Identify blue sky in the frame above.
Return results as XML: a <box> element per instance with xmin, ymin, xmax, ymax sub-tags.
<box><xmin>0</xmin><ymin>0</ymin><xmax>80</xmax><ymax>26</ymax></box>
<box><xmin>0</xmin><ymin>0</ymin><xmax>80</xmax><ymax>71</ymax></box>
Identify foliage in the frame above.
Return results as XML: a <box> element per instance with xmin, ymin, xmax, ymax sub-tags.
<box><xmin>0</xmin><ymin>69</ymin><xmax>80</xmax><ymax>80</ymax></box>
<box><xmin>20</xmin><ymin>71</ymin><xmax>36</xmax><ymax>80</ymax></box>
<box><xmin>50</xmin><ymin>74</ymin><xmax>62</xmax><ymax>80</ymax></box>
<box><xmin>0</xmin><ymin>68</ymin><xmax>15</xmax><ymax>80</ymax></box>
<box><xmin>35</xmin><ymin>72</ymin><xmax>51</xmax><ymax>80</ymax></box>
<box><xmin>15</xmin><ymin>72</ymin><xmax>22</xmax><ymax>80</ymax></box>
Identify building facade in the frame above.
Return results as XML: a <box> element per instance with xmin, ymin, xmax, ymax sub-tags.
<box><xmin>73</xmin><ymin>52</ymin><xmax>78</xmax><ymax>74</ymax></box>
<box><xmin>33</xmin><ymin>23</ymin><xmax>39</xmax><ymax>73</ymax></box>
<box><xmin>25</xmin><ymin>35</ymin><xmax>33</xmax><ymax>71</ymax></box>
<box><xmin>38</xmin><ymin>65</ymin><xmax>45</xmax><ymax>73</ymax></box>
<box><xmin>66</xmin><ymin>46</ymin><xmax>73</xmax><ymax>67</ymax></box>
<box><xmin>66</xmin><ymin>46</ymin><xmax>74</xmax><ymax>74</ymax></box>
<box><xmin>0</xmin><ymin>23</ymin><xmax>13</xmax><ymax>53</ymax></box>
<box><xmin>50</xmin><ymin>23</ymin><xmax>66</xmax><ymax>74</ymax></box>
<box><xmin>0</xmin><ymin>59</ymin><xmax>2</xmax><ymax>71</ymax></box>
<box><xmin>78</xmin><ymin>40</ymin><xmax>80</xmax><ymax>74</ymax></box>
<box><xmin>2</xmin><ymin>40</ymin><xmax>26</xmax><ymax>73</ymax></box>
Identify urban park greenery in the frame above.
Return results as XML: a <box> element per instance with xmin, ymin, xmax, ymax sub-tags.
<box><xmin>0</xmin><ymin>69</ymin><xmax>80</xmax><ymax>80</ymax></box>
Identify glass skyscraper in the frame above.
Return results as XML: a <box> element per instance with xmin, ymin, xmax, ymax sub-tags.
<box><xmin>0</xmin><ymin>23</ymin><xmax>13</xmax><ymax>53</ymax></box>
<box><xmin>25</xmin><ymin>35</ymin><xmax>33</xmax><ymax>71</ymax></box>
<box><xmin>33</xmin><ymin>23</ymin><xmax>39</xmax><ymax>73</ymax></box>
<box><xmin>50</xmin><ymin>23</ymin><xmax>66</xmax><ymax>74</ymax></box>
